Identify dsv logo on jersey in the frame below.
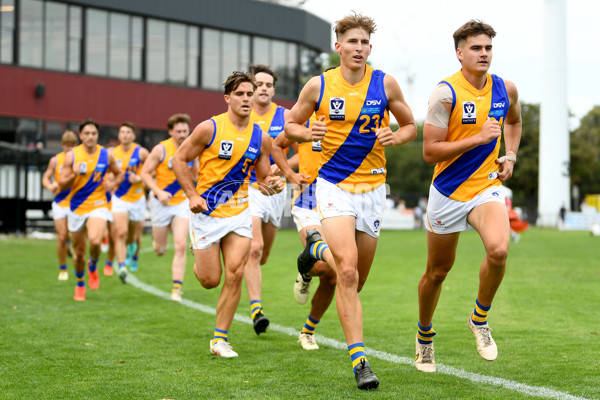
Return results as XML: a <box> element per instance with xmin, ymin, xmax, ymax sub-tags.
<box><xmin>329</xmin><ymin>97</ymin><xmax>346</xmax><ymax>121</ymax></box>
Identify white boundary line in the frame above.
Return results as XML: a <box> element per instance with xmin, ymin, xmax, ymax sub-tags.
<box><xmin>125</xmin><ymin>272</ymin><xmax>592</xmax><ymax>400</ymax></box>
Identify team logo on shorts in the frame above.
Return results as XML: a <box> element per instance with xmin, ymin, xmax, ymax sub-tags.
<box><xmin>462</xmin><ymin>101</ymin><xmax>476</xmax><ymax>124</ymax></box>
<box><xmin>219</xmin><ymin>140</ymin><xmax>234</xmax><ymax>160</ymax></box>
<box><xmin>432</xmin><ymin>219</ymin><xmax>448</xmax><ymax>229</ymax></box>
<box><xmin>373</xmin><ymin>220</ymin><xmax>380</xmax><ymax>233</ymax></box>
<box><xmin>329</xmin><ymin>97</ymin><xmax>346</xmax><ymax>121</ymax></box>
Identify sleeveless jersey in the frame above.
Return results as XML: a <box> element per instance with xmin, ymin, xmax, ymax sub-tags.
<box><xmin>113</xmin><ymin>143</ymin><xmax>145</xmax><ymax>202</ymax></box>
<box><xmin>249</xmin><ymin>102</ymin><xmax>286</xmax><ymax>185</ymax></box>
<box><xmin>69</xmin><ymin>144</ymin><xmax>109</xmax><ymax>215</ymax></box>
<box><xmin>315</xmin><ymin>65</ymin><xmax>390</xmax><ymax>193</ymax></box>
<box><xmin>155</xmin><ymin>138</ymin><xmax>187</xmax><ymax>206</ymax></box>
<box><xmin>53</xmin><ymin>152</ymin><xmax>71</xmax><ymax>207</ymax></box>
<box><xmin>432</xmin><ymin>71</ymin><xmax>510</xmax><ymax>202</ymax></box>
<box><xmin>195</xmin><ymin>112</ymin><xmax>263</xmax><ymax>218</ymax></box>
<box><xmin>294</xmin><ymin>117</ymin><xmax>320</xmax><ymax>211</ymax></box>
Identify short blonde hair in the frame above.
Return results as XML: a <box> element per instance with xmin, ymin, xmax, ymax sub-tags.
<box><xmin>334</xmin><ymin>12</ymin><xmax>376</xmax><ymax>39</ymax></box>
<box><xmin>61</xmin><ymin>130</ymin><xmax>78</xmax><ymax>146</ymax></box>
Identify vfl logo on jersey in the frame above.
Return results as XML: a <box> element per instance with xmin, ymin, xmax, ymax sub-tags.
<box><xmin>488</xmin><ymin>171</ymin><xmax>499</xmax><ymax>179</ymax></box>
<box><xmin>79</xmin><ymin>162</ymin><xmax>87</xmax><ymax>175</ymax></box>
<box><xmin>116</xmin><ymin>159</ymin><xmax>122</xmax><ymax>168</ymax></box>
<box><xmin>218</xmin><ymin>140</ymin><xmax>234</xmax><ymax>160</ymax></box>
<box><xmin>371</xmin><ymin>167</ymin><xmax>385</xmax><ymax>175</ymax></box>
<box><xmin>462</xmin><ymin>101</ymin><xmax>477</xmax><ymax>124</ymax></box>
<box><xmin>312</xmin><ymin>140</ymin><xmax>322</xmax><ymax>152</ymax></box>
<box><xmin>168</xmin><ymin>157</ymin><xmax>173</xmax><ymax>169</ymax></box>
<box><xmin>329</xmin><ymin>97</ymin><xmax>346</xmax><ymax>121</ymax></box>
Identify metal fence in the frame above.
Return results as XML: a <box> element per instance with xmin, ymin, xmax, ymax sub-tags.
<box><xmin>0</xmin><ymin>141</ymin><xmax>54</xmax><ymax>234</ymax></box>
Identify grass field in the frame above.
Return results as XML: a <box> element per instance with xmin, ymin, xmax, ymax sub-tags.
<box><xmin>1</xmin><ymin>228</ymin><xmax>598</xmax><ymax>399</ymax></box>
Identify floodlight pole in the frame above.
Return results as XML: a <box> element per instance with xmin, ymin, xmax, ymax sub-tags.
<box><xmin>538</xmin><ymin>0</ymin><xmax>570</xmax><ymax>227</ymax></box>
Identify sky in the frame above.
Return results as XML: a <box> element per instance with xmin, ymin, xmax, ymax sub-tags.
<box><xmin>297</xmin><ymin>0</ymin><xmax>599</xmax><ymax>127</ymax></box>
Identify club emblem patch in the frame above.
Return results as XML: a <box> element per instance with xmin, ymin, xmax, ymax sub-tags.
<box><xmin>329</xmin><ymin>97</ymin><xmax>346</xmax><ymax>121</ymax></box>
<box><xmin>462</xmin><ymin>101</ymin><xmax>476</xmax><ymax>124</ymax></box>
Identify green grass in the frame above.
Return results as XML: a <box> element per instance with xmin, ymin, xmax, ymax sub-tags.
<box><xmin>1</xmin><ymin>228</ymin><xmax>598</xmax><ymax>399</ymax></box>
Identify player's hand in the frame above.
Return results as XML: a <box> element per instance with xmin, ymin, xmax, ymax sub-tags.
<box><xmin>266</xmin><ymin>176</ymin><xmax>285</xmax><ymax>194</ymax></box>
<box><xmin>495</xmin><ymin>156</ymin><xmax>515</xmax><ymax>182</ymax></box>
<box><xmin>73</xmin><ymin>162</ymin><xmax>83</xmax><ymax>175</ymax></box>
<box><xmin>189</xmin><ymin>194</ymin><xmax>207</xmax><ymax>213</ymax></box>
<box><xmin>49</xmin><ymin>182</ymin><xmax>59</xmax><ymax>192</ymax></box>
<box><xmin>270</xmin><ymin>163</ymin><xmax>283</xmax><ymax>176</ymax></box>
<box><xmin>311</xmin><ymin>116</ymin><xmax>327</xmax><ymax>141</ymax></box>
<box><xmin>479</xmin><ymin>117</ymin><xmax>502</xmax><ymax>145</ymax></box>
<box><xmin>128</xmin><ymin>173</ymin><xmax>141</xmax><ymax>184</ymax></box>
<box><xmin>157</xmin><ymin>190</ymin><xmax>172</xmax><ymax>205</ymax></box>
<box><xmin>103</xmin><ymin>179</ymin><xmax>114</xmax><ymax>193</ymax></box>
<box><xmin>286</xmin><ymin>172</ymin><xmax>310</xmax><ymax>187</ymax></box>
<box><xmin>375</xmin><ymin>127</ymin><xmax>397</xmax><ymax>146</ymax></box>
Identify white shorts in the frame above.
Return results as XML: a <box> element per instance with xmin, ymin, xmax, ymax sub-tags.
<box><xmin>190</xmin><ymin>208</ymin><xmax>252</xmax><ymax>250</ymax></box>
<box><xmin>316</xmin><ymin>178</ymin><xmax>386</xmax><ymax>238</ymax></box>
<box><xmin>150</xmin><ymin>197</ymin><xmax>190</xmax><ymax>227</ymax></box>
<box><xmin>112</xmin><ymin>195</ymin><xmax>147</xmax><ymax>222</ymax></box>
<box><xmin>425</xmin><ymin>184</ymin><xmax>506</xmax><ymax>234</ymax></box>
<box><xmin>292</xmin><ymin>206</ymin><xmax>321</xmax><ymax>232</ymax></box>
<box><xmin>249</xmin><ymin>185</ymin><xmax>286</xmax><ymax>228</ymax></box>
<box><xmin>68</xmin><ymin>207</ymin><xmax>111</xmax><ymax>232</ymax></box>
<box><xmin>52</xmin><ymin>202</ymin><xmax>70</xmax><ymax>220</ymax></box>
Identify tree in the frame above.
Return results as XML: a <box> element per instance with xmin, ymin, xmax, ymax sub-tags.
<box><xmin>384</xmin><ymin>123</ymin><xmax>432</xmax><ymax>207</ymax></box>
<box><xmin>503</xmin><ymin>103</ymin><xmax>540</xmax><ymax>213</ymax></box>
<box><xmin>570</xmin><ymin>106</ymin><xmax>600</xmax><ymax>201</ymax></box>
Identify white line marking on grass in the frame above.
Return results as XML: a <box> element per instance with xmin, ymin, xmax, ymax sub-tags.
<box><xmin>126</xmin><ymin>272</ymin><xmax>591</xmax><ymax>400</ymax></box>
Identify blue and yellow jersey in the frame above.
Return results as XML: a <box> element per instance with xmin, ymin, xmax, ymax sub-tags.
<box><xmin>249</xmin><ymin>102</ymin><xmax>286</xmax><ymax>185</ymax></box>
<box><xmin>53</xmin><ymin>152</ymin><xmax>71</xmax><ymax>207</ymax></box>
<box><xmin>69</xmin><ymin>144</ymin><xmax>109</xmax><ymax>215</ymax></box>
<box><xmin>294</xmin><ymin>117</ymin><xmax>320</xmax><ymax>210</ymax></box>
<box><xmin>195</xmin><ymin>112</ymin><xmax>263</xmax><ymax>218</ymax></box>
<box><xmin>315</xmin><ymin>65</ymin><xmax>390</xmax><ymax>193</ymax></box>
<box><xmin>113</xmin><ymin>143</ymin><xmax>145</xmax><ymax>202</ymax></box>
<box><xmin>155</xmin><ymin>138</ymin><xmax>188</xmax><ymax>206</ymax></box>
<box><xmin>432</xmin><ymin>71</ymin><xmax>509</xmax><ymax>202</ymax></box>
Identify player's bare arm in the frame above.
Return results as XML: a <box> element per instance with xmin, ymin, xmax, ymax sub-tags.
<box><xmin>58</xmin><ymin>151</ymin><xmax>76</xmax><ymax>191</ymax></box>
<box><xmin>285</xmin><ymin>77</ymin><xmax>323</xmax><ymax>142</ymax></box>
<box><xmin>272</xmin><ymin>132</ymin><xmax>309</xmax><ymax>187</ymax></box>
<box><xmin>140</xmin><ymin>145</ymin><xmax>171</xmax><ymax>205</ymax></box>
<box><xmin>255</xmin><ymin>133</ymin><xmax>284</xmax><ymax>196</ymax></box>
<box><xmin>105</xmin><ymin>153</ymin><xmax>125</xmax><ymax>192</ymax></box>
<box><xmin>376</xmin><ymin>74</ymin><xmax>417</xmax><ymax>147</ymax></box>
<box><xmin>42</xmin><ymin>156</ymin><xmax>58</xmax><ymax>192</ymax></box>
<box><xmin>128</xmin><ymin>147</ymin><xmax>149</xmax><ymax>184</ymax></box>
<box><xmin>496</xmin><ymin>80</ymin><xmax>522</xmax><ymax>181</ymax></box>
<box><xmin>423</xmin><ymin>84</ymin><xmax>501</xmax><ymax>165</ymax></box>
<box><xmin>173</xmin><ymin>121</ymin><xmax>213</xmax><ymax>213</ymax></box>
